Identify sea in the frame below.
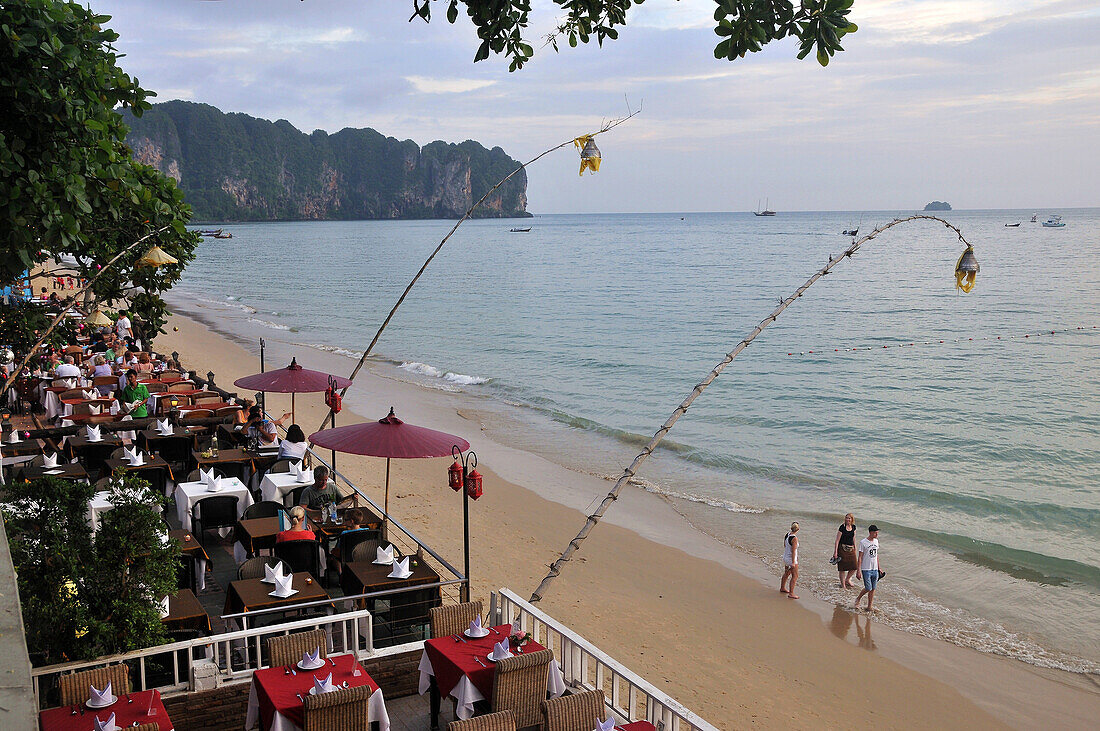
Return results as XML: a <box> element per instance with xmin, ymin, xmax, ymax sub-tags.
<box><xmin>167</xmin><ymin>209</ymin><xmax>1100</xmax><ymax>675</ymax></box>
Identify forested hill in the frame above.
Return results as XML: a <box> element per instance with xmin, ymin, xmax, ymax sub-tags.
<box><xmin>121</xmin><ymin>101</ymin><xmax>529</xmax><ymax>221</ymax></box>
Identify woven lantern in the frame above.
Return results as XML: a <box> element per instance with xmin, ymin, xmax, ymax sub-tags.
<box><xmin>954</xmin><ymin>245</ymin><xmax>979</xmax><ymax>293</ymax></box>
<box><xmin>574</xmin><ymin>135</ymin><xmax>601</xmax><ymax>176</ymax></box>
<box><xmin>85</xmin><ymin>310</ymin><xmax>113</xmax><ymax>327</ymax></box>
<box><xmin>138</xmin><ymin>245</ymin><xmax>179</xmax><ymax>267</ymax></box>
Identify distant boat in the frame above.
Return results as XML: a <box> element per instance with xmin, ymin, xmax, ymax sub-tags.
<box><xmin>1041</xmin><ymin>215</ymin><xmax>1065</xmax><ymax>228</ymax></box>
<box><xmin>198</xmin><ymin>228</ymin><xmax>223</xmax><ymax>236</ymax></box>
<box><xmin>212</xmin><ymin>231</ymin><xmax>233</xmax><ymax>238</ymax></box>
<box><xmin>753</xmin><ymin>198</ymin><xmax>776</xmax><ymax>216</ymax></box>
<box><xmin>1030</xmin><ymin>214</ymin><xmax>1038</xmax><ymax>222</ymax></box>
<box><xmin>842</xmin><ymin>228</ymin><xmax>858</xmax><ymax>236</ymax></box>
<box><xmin>1004</xmin><ymin>223</ymin><xmax>1021</xmax><ymax>227</ymax></box>
<box><xmin>509</xmin><ymin>227</ymin><xmax>531</xmax><ymax>233</ymax></box>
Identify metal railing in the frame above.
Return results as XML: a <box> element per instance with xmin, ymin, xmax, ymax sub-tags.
<box><xmin>491</xmin><ymin>588</ymin><xmax>719</xmax><ymax>731</ymax></box>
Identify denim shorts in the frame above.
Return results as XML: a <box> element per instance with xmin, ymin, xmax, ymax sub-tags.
<box><xmin>862</xmin><ymin>569</ymin><xmax>880</xmax><ymax>590</ymax></box>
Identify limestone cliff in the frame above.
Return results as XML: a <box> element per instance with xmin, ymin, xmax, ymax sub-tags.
<box><xmin>122</xmin><ymin>101</ymin><xmax>529</xmax><ymax>222</ymax></box>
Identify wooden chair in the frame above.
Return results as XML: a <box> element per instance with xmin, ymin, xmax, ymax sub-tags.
<box><xmin>215</xmin><ymin>406</ymin><xmax>242</xmax><ymax>418</ymax></box>
<box><xmin>193</xmin><ymin>391</ymin><xmax>223</xmax><ymax>404</ymax></box>
<box><xmin>541</xmin><ymin>689</ymin><xmax>606</xmax><ymax>731</ymax></box>
<box><xmin>244</xmin><ymin>500</ymin><xmax>287</xmax><ymax>520</ymax></box>
<box><xmin>182</xmin><ymin>409</ymin><xmax>214</xmax><ymax>420</ymax></box>
<box><xmin>303</xmin><ymin>683</ymin><xmax>372</xmax><ymax>731</ymax></box>
<box><xmin>448</xmin><ymin>710</ymin><xmax>517</xmax><ymax>731</ymax></box>
<box><xmin>60</xmin><ymin>388</ymin><xmax>86</xmax><ymax>400</ymax></box>
<box><xmin>266</xmin><ymin>628</ymin><xmax>328</xmax><ymax>668</ymax></box>
<box><xmin>168</xmin><ymin>380</ymin><xmax>197</xmax><ymax>392</ymax></box>
<box><xmin>146</xmin><ymin>382</ymin><xmax>168</xmax><ymax>393</ymax></box>
<box><xmin>492</xmin><ymin>649</ymin><xmax>554</xmax><ymax>729</ymax></box>
<box><xmin>58</xmin><ymin>664</ymin><xmax>131</xmax><ymax>706</ymax></box>
<box><xmin>430</xmin><ymin>601</ymin><xmax>484</xmax><ymax>639</ymax></box>
<box><xmin>131</xmin><ymin>725</ymin><xmax>160</xmax><ymax>731</ymax></box>
<box><xmin>159</xmin><ymin>370</ymin><xmax>183</xmax><ymax>382</ymax></box>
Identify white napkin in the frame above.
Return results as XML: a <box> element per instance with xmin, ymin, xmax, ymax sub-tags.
<box><xmin>126</xmin><ymin>448</ymin><xmax>144</xmax><ymax>467</ymax></box>
<box><xmin>42</xmin><ymin>453</ymin><xmax>59</xmax><ymax>469</ymax></box>
<box><xmin>289</xmin><ymin>461</ymin><xmax>305</xmax><ymax>482</ymax></box>
<box><xmin>201</xmin><ymin>468</ymin><xmax>221</xmax><ymax>492</ymax></box>
<box><xmin>490</xmin><ymin>640</ymin><xmax>512</xmax><ymax>661</ymax></box>
<box><xmin>301</xmin><ymin>646</ymin><xmax>322</xmax><ymax>668</ymax></box>
<box><xmin>312</xmin><ymin>672</ymin><xmax>336</xmax><ymax>694</ymax></box>
<box><xmin>388</xmin><ymin>556</ymin><xmax>412</xmax><ymax>579</ymax></box>
<box><xmin>271</xmin><ymin>573</ymin><xmax>295</xmax><ymax>597</ymax></box>
<box><xmin>375</xmin><ymin>544</ymin><xmax>395</xmax><ymax>564</ymax></box>
<box><xmin>84</xmin><ymin>389</ymin><xmax>95</xmax><ymax>400</ymax></box>
<box><xmin>595</xmin><ymin>718</ymin><xmax>616</xmax><ymax>731</ymax></box>
<box><xmin>468</xmin><ymin>616</ymin><xmax>486</xmax><ymax>636</ymax></box>
<box><xmin>88</xmin><ymin>404</ymin><xmax>101</xmax><ymax>415</ymax></box>
<box><xmin>92</xmin><ymin>712</ymin><xmax>118</xmax><ymax>731</ymax></box>
<box><xmin>156</xmin><ymin>418</ymin><xmax>172</xmax><ymax>435</ymax></box>
<box><xmin>6</xmin><ymin>430</ymin><xmax>19</xmax><ymax>444</ymax></box>
<box><xmin>88</xmin><ymin>681</ymin><xmax>114</xmax><ymax>706</ymax></box>
<box><xmin>262</xmin><ymin>561</ymin><xmax>286</xmax><ymax>584</ymax></box>
<box><xmin>86</xmin><ymin>425</ymin><xmax>102</xmax><ymax>441</ymax></box>
<box><xmin>158</xmin><ymin>595</ymin><xmax>170</xmax><ymax>618</ymax></box>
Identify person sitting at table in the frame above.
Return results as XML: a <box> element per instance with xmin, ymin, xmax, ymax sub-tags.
<box><xmin>245</xmin><ymin>405</ymin><xmax>290</xmax><ymax>444</ymax></box>
<box><xmin>298</xmin><ymin>465</ymin><xmax>353</xmax><ymax>511</ymax></box>
<box><xmin>54</xmin><ymin>355</ymin><xmax>81</xmax><ymax>381</ymax></box>
<box><xmin>91</xmin><ymin>356</ymin><xmax>114</xmax><ymax>395</ymax></box>
<box><xmin>275</xmin><ymin>505</ymin><xmax>316</xmax><ymax>543</ymax></box>
<box><xmin>277</xmin><ymin>424</ymin><xmax>308</xmax><ymax>460</ymax></box>
<box><xmin>134</xmin><ymin>352</ymin><xmax>155</xmax><ymax>374</ymax></box>
<box><xmin>120</xmin><ymin>369</ymin><xmax>150</xmax><ymax>418</ymax></box>
<box><xmin>330</xmin><ymin>508</ymin><xmax>369</xmax><ymax>562</ymax></box>
<box><xmin>232</xmin><ymin>398</ymin><xmax>255</xmax><ymax>428</ymax></box>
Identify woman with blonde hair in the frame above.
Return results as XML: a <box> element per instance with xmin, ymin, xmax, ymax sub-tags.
<box><xmin>275</xmin><ymin>505</ymin><xmax>316</xmax><ymax>543</ymax></box>
<box><xmin>780</xmin><ymin>521</ymin><xmax>801</xmax><ymax>599</ymax></box>
<box><xmin>833</xmin><ymin>513</ymin><xmax>860</xmax><ymax>589</ymax></box>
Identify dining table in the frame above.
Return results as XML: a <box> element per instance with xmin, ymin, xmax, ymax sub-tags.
<box><xmin>170</xmin><ymin>529</ymin><xmax>210</xmax><ymax>592</ymax></box>
<box><xmin>223</xmin><ymin>572</ymin><xmax>330</xmax><ymax>621</ymax></box>
<box><xmin>162</xmin><ymin>588</ymin><xmax>211</xmax><ymax>634</ymax></box>
<box><xmin>66</xmin><ymin>432</ymin><xmax>124</xmax><ymax>476</ymax></box>
<box><xmin>104</xmin><ymin>454</ymin><xmax>173</xmax><ymax>495</ymax></box>
<box><xmin>259</xmin><ymin>467</ymin><xmax>315</xmax><ymax>504</ymax></box>
<box><xmin>234</xmin><ymin>516</ymin><xmax>281</xmax><ymax>560</ymax></box>
<box><xmin>191</xmin><ymin>448</ymin><xmax>255</xmax><ymax>483</ymax></box>
<box><xmin>174</xmin><ymin>476</ymin><xmax>254</xmax><ymax>532</ymax></box>
<box><xmin>138</xmin><ymin>425</ymin><xmax>197</xmax><ymax>466</ymax></box>
<box><xmin>38</xmin><ymin>689</ymin><xmax>173</xmax><ymax>731</ymax></box>
<box><xmin>21</xmin><ymin>461</ymin><xmax>89</xmax><ymax>482</ymax></box>
<box><xmin>244</xmin><ymin>652</ymin><xmax>390</xmax><ymax>731</ymax></box>
<box><xmin>418</xmin><ymin>625</ymin><xmax>565</xmax><ymax>722</ymax></box>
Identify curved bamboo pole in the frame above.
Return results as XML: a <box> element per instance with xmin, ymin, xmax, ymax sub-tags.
<box><xmin>529</xmin><ymin>214</ymin><xmax>975</xmax><ymax>602</ymax></box>
<box><xmin>312</xmin><ymin>109</ymin><xmax>641</xmax><ymax>435</ymax></box>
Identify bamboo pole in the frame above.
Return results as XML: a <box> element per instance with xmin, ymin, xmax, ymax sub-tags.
<box><xmin>528</xmin><ymin>214</ymin><xmax>975</xmax><ymax>603</ymax></box>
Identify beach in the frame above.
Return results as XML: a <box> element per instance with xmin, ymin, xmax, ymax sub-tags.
<box><xmin>156</xmin><ymin>304</ymin><xmax>1100</xmax><ymax>729</ymax></box>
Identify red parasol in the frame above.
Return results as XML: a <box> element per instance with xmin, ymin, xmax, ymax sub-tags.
<box><xmin>233</xmin><ymin>358</ymin><xmax>351</xmax><ymax>421</ymax></box>
<box><xmin>308</xmin><ymin>407</ymin><xmax>470</xmax><ymax>518</ymax></box>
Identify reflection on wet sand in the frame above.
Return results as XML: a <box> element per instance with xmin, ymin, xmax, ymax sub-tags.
<box><xmin>829</xmin><ymin>605</ymin><xmax>876</xmax><ymax>651</ymax></box>
<box><xmin>830</xmin><ymin>605</ymin><xmax>855</xmax><ymax>641</ymax></box>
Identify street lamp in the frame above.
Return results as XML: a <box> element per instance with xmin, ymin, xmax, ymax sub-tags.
<box><xmin>450</xmin><ymin>445</ymin><xmax>481</xmax><ymax>602</ymax></box>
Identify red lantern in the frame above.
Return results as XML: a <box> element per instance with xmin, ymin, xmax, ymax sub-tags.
<box><xmin>465</xmin><ymin>468</ymin><xmax>483</xmax><ymax>500</ymax></box>
<box><xmin>448</xmin><ymin>460</ymin><xmax>463</xmax><ymax>491</ymax></box>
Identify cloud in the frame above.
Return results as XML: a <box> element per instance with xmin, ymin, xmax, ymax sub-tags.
<box><xmin>406</xmin><ymin>76</ymin><xmax>498</xmax><ymax>94</ymax></box>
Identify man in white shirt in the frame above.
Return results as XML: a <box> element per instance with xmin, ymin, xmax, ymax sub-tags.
<box><xmin>115</xmin><ymin>311</ymin><xmax>133</xmax><ymax>340</ymax></box>
<box><xmin>54</xmin><ymin>355</ymin><xmax>81</xmax><ymax>380</ymax></box>
<box><xmin>855</xmin><ymin>524</ymin><xmax>884</xmax><ymax>612</ymax></box>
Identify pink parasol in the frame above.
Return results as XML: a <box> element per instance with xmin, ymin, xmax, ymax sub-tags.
<box><xmin>308</xmin><ymin>407</ymin><xmax>470</xmax><ymax>518</ymax></box>
<box><xmin>233</xmin><ymin>358</ymin><xmax>351</xmax><ymax>421</ymax></box>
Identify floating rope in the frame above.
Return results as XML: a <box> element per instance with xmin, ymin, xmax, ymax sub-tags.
<box><xmin>786</xmin><ymin>325</ymin><xmax>1097</xmax><ymax>357</ymax></box>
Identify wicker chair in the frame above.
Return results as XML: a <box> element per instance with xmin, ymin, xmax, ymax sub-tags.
<box><xmin>541</xmin><ymin>689</ymin><xmax>606</xmax><ymax>731</ymax></box>
<box><xmin>58</xmin><ymin>664</ymin><xmax>131</xmax><ymax>707</ymax></box>
<box><xmin>448</xmin><ymin>710</ymin><xmax>517</xmax><ymax>731</ymax></box>
<box><xmin>349</xmin><ymin>540</ymin><xmax>385</xmax><ymax>564</ymax></box>
<box><xmin>131</xmin><ymin>725</ymin><xmax>161</xmax><ymax>731</ymax></box>
<box><xmin>266</xmin><ymin>628</ymin><xmax>328</xmax><ymax>668</ymax></box>
<box><xmin>430</xmin><ymin>601</ymin><xmax>484</xmax><ymax>639</ymax></box>
<box><xmin>303</xmin><ymin>683</ymin><xmax>372</xmax><ymax>731</ymax></box>
<box><xmin>492</xmin><ymin>648</ymin><xmax>554</xmax><ymax>729</ymax></box>
<box><xmin>237</xmin><ymin>556</ymin><xmax>286</xmax><ymax>580</ymax></box>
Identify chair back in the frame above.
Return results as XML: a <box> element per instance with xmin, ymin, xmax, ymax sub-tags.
<box><xmin>274</xmin><ymin>539</ymin><xmax>322</xmax><ymax>576</ymax></box>
<box><xmin>131</xmin><ymin>724</ymin><xmax>161</xmax><ymax>731</ymax></box>
<box><xmin>109</xmin><ymin>447</ymin><xmax>127</xmax><ymax>460</ymax></box>
<box><xmin>93</xmin><ymin>376</ymin><xmax>118</xmax><ymax>387</ymax></box>
<box><xmin>237</xmin><ymin>556</ymin><xmax>287</xmax><ymax>581</ymax></box>
<box><xmin>177</xmin><ymin>554</ymin><xmax>195</xmax><ymax>592</ymax></box>
<box><xmin>182</xmin><ymin>408</ymin><xmax>214</xmax><ymax>419</ymax></box>
<box><xmin>58</xmin><ymin>664</ymin><xmax>131</xmax><ymax>706</ymax></box>
<box><xmin>60</xmin><ymin>388</ymin><xmax>86</xmax><ymax>400</ymax></box>
<box><xmin>447</xmin><ymin>710</ymin><xmax>517</xmax><ymax>730</ymax></box>
<box><xmin>492</xmin><ymin>648</ymin><xmax>554</xmax><ymax>729</ymax></box>
<box><xmin>186</xmin><ymin>468</ymin><xmax>222</xmax><ymax>482</ymax></box>
<box><xmin>192</xmin><ymin>391</ymin><xmax>223</xmax><ymax>404</ymax></box>
<box><xmin>303</xmin><ymin>683</ymin><xmax>371</xmax><ymax>731</ymax></box>
<box><xmin>145</xmin><ymin>382</ymin><xmax>168</xmax><ymax>393</ymax></box>
<box><xmin>268</xmin><ymin>458</ymin><xmax>295</xmax><ymax>474</ymax></box>
<box><xmin>244</xmin><ymin>500</ymin><xmax>287</xmax><ymax>520</ymax></box>
<box><xmin>337</xmin><ymin>530</ymin><xmax>382</xmax><ymax>565</ymax></box>
<box><xmin>193</xmin><ymin>495</ymin><xmax>239</xmax><ymax>530</ymax></box>
<box><xmin>266</xmin><ymin>628</ymin><xmax>328</xmax><ymax>668</ymax></box>
<box><xmin>167</xmin><ymin>380</ymin><xmax>196</xmax><ymax>392</ymax></box>
<box><xmin>349</xmin><ymin>539</ymin><xmax>384</xmax><ymax>564</ymax></box>
<box><xmin>159</xmin><ymin>370</ymin><xmax>183</xmax><ymax>381</ymax></box>
<box><xmin>215</xmin><ymin>406</ymin><xmax>242</xmax><ymax>418</ymax></box>
<box><xmin>541</xmin><ymin>688</ymin><xmax>607</xmax><ymax>731</ymax></box>
<box><xmin>429</xmin><ymin>600</ymin><xmax>484</xmax><ymax>639</ymax></box>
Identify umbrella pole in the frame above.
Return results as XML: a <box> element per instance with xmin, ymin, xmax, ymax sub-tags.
<box><xmin>291</xmin><ymin>392</ymin><xmax>295</xmax><ymax>424</ymax></box>
<box><xmin>384</xmin><ymin>457</ymin><xmax>391</xmax><ymax>536</ymax></box>
<box><xmin>330</xmin><ymin>411</ymin><xmax>336</xmax><ymax>472</ymax></box>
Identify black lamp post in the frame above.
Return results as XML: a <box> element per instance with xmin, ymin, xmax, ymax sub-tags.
<box><xmin>450</xmin><ymin>445</ymin><xmax>482</xmax><ymax>602</ymax></box>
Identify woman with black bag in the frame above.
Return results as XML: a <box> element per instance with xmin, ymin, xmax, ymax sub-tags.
<box><xmin>832</xmin><ymin>513</ymin><xmax>860</xmax><ymax>589</ymax></box>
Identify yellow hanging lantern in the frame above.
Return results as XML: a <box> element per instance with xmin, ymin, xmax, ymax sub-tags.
<box><xmin>574</xmin><ymin>135</ymin><xmax>601</xmax><ymax>176</ymax></box>
<box><xmin>954</xmin><ymin>245</ymin><xmax>979</xmax><ymax>293</ymax></box>
<box><xmin>84</xmin><ymin>309</ymin><xmax>113</xmax><ymax>327</ymax></box>
<box><xmin>138</xmin><ymin>245</ymin><xmax>179</xmax><ymax>267</ymax></box>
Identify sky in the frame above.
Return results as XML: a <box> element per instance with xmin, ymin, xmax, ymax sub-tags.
<box><xmin>91</xmin><ymin>0</ymin><xmax>1100</xmax><ymax>214</ymax></box>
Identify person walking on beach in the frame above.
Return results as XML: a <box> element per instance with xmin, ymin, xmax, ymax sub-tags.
<box><xmin>780</xmin><ymin>521</ymin><xmax>801</xmax><ymax>599</ymax></box>
<box><xmin>855</xmin><ymin>525</ymin><xmax>884</xmax><ymax>611</ymax></box>
<box><xmin>833</xmin><ymin>513</ymin><xmax>860</xmax><ymax>589</ymax></box>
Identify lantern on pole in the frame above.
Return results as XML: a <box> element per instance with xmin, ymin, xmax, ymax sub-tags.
<box><xmin>954</xmin><ymin>245</ymin><xmax>980</xmax><ymax>293</ymax></box>
<box><xmin>574</xmin><ymin>135</ymin><xmax>601</xmax><ymax>176</ymax></box>
<box><xmin>448</xmin><ymin>460</ymin><xmax>464</xmax><ymax>491</ymax></box>
<box><xmin>138</xmin><ymin>245</ymin><xmax>179</xmax><ymax>267</ymax></box>
<box><xmin>452</xmin><ymin>444</ymin><xmax>481</xmax><ymax>602</ymax></box>
<box><xmin>465</xmin><ymin>468</ymin><xmax>483</xmax><ymax>500</ymax></box>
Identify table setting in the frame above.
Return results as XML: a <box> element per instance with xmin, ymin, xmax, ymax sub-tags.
<box><xmin>259</xmin><ymin>462</ymin><xmax>313</xmax><ymax>503</ymax></box>
<box><xmin>38</xmin><ymin>685</ymin><xmax>172</xmax><ymax>731</ymax></box>
<box><xmin>173</xmin><ymin>474</ymin><xmax>253</xmax><ymax>532</ymax></box>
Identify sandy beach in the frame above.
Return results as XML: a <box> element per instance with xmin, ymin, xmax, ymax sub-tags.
<box><xmin>156</xmin><ymin>305</ymin><xmax>1100</xmax><ymax>730</ymax></box>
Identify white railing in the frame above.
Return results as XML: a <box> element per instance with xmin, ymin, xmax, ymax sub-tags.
<box><xmin>29</xmin><ymin>608</ymin><xmax>422</xmax><ymax>709</ymax></box>
<box><xmin>491</xmin><ymin>588</ymin><xmax>720</xmax><ymax>731</ymax></box>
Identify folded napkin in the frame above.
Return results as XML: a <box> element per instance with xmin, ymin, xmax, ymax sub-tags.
<box><xmin>469</xmin><ymin>616</ymin><xmax>486</xmax><ymax>636</ymax></box>
<box><xmin>490</xmin><ymin>640</ymin><xmax>512</xmax><ymax>661</ymax></box>
<box><xmin>271</xmin><ymin>573</ymin><xmax>295</xmax><ymax>597</ymax></box>
<box><xmin>6</xmin><ymin>430</ymin><xmax>19</xmax><ymax>444</ymax></box>
<box><xmin>88</xmin><ymin>681</ymin><xmax>114</xmax><ymax>706</ymax></box>
<box><xmin>123</xmin><ymin>447</ymin><xmax>144</xmax><ymax>466</ymax></box>
<box><xmin>289</xmin><ymin>461</ymin><xmax>306</xmax><ymax>482</ymax></box>
<box><xmin>201</xmin><ymin>468</ymin><xmax>221</xmax><ymax>492</ymax></box>
<box><xmin>88</xmin><ymin>404</ymin><xmax>101</xmax><ymax>415</ymax></box>
<box><xmin>83</xmin><ymin>389</ymin><xmax>95</xmax><ymax>400</ymax></box>
<box><xmin>301</xmin><ymin>646</ymin><xmax>322</xmax><ymax>668</ymax></box>
<box><xmin>86</xmin><ymin>425</ymin><xmax>102</xmax><ymax>441</ymax></box>
<box><xmin>387</xmin><ymin>556</ymin><xmax>412</xmax><ymax>579</ymax></box>
<box><xmin>262</xmin><ymin>561</ymin><xmax>286</xmax><ymax>584</ymax></box>
<box><xmin>375</xmin><ymin>544</ymin><xmax>395</xmax><ymax>564</ymax></box>
<box><xmin>42</xmin><ymin>453</ymin><xmax>59</xmax><ymax>469</ymax></box>
<box><xmin>92</xmin><ymin>712</ymin><xmax>118</xmax><ymax>731</ymax></box>
<box><xmin>155</xmin><ymin>418</ymin><xmax>172</xmax><ymax>435</ymax></box>
<box><xmin>313</xmin><ymin>672</ymin><xmax>336</xmax><ymax>694</ymax></box>
<box><xmin>595</xmin><ymin>718</ymin><xmax>616</xmax><ymax>731</ymax></box>
<box><xmin>158</xmin><ymin>595</ymin><xmax>170</xmax><ymax>618</ymax></box>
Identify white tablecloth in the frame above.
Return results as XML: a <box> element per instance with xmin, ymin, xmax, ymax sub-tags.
<box><xmin>244</xmin><ymin>672</ymin><xmax>390</xmax><ymax>731</ymax></box>
<box><xmin>259</xmin><ymin>470</ymin><xmax>314</xmax><ymax>503</ymax></box>
<box><xmin>87</xmin><ymin>491</ymin><xmax>115</xmax><ymax>534</ymax></box>
<box><xmin>417</xmin><ymin>650</ymin><xmax>566</xmax><ymax>720</ymax></box>
<box><xmin>174</xmin><ymin>478</ymin><xmax>253</xmax><ymax>531</ymax></box>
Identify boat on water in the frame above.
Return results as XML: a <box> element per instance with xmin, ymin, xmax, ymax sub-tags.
<box><xmin>197</xmin><ymin>228</ymin><xmax>223</xmax><ymax>236</ymax></box>
<box><xmin>1030</xmin><ymin>214</ymin><xmax>1038</xmax><ymax>222</ymax></box>
<box><xmin>842</xmin><ymin>228</ymin><xmax>858</xmax><ymax>236</ymax></box>
<box><xmin>212</xmin><ymin>231</ymin><xmax>233</xmax><ymax>238</ymax></box>
<box><xmin>1005</xmin><ymin>223</ymin><xmax>1021</xmax><ymax>227</ymax></box>
<box><xmin>509</xmin><ymin>227</ymin><xmax>531</xmax><ymax>233</ymax></box>
<box><xmin>1041</xmin><ymin>215</ymin><xmax>1065</xmax><ymax>228</ymax></box>
<box><xmin>753</xmin><ymin>198</ymin><xmax>776</xmax><ymax>216</ymax></box>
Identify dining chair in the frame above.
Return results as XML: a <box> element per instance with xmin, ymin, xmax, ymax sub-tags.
<box><xmin>448</xmin><ymin>710</ymin><xmax>517</xmax><ymax>730</ymax></box>
<box><xmin>302</xmin><ymin>682</ymin><xmax>372</xmax><ymax>731</ymax></box>
<box><xmin>266</xmin><ymin>628</ymin><xmax>328</xmax><ymax>668</ymax></box>
<box><xmin>274</xmin><ymin>539</ymin><xmax>322</xmax><ymax>577</ymax></box>
<box><xmin>348</xmin><ymin>540</ymin><xmax>385</xmax><ymax>564</ymax></box>
<box><xmin>58</xmin><ymin>664</ymin><xmax>131</xmax><ymax>707</ymax></box>
<box><xmin>59</xmin><ymin>388</ymin><xmax>86</xmax><ymax>400</ymax></box>
<box><xmin>237</xmin><ymin>556</ymin><xmax>286</xmax><ymax>581</ymax></box>
<box><xmin>177</xmin><ymin>554</ymin><xmax>197</xmax><ymax>593</ymax></box>
<box><xmin>145</xmin><ymin>382</ymin><xmax>168</xmax><ymax>394</ymax></box>
<box><xmin>214</xmin><ymin>406</ymin><xmax>241</xmax><ymax>418</ymax></box>
<box><xmin>491</xmin><ymin>649</ymin><xmax>554</xmax><ymax>729</ymax></box>
<box><xmin>186</xmin><ymin>468</ymin><xmax>222</xmax><ymax>482</ymax></box>
<box><xmin>243</xmin><ymin>500</ymin><xmax>287</xmax><ymax>520</ymax></box>
<box><xmin>268</xmin><ymin>458</ymin><xmax>295</xmax><ymax>474</ymax></box>
<box><xmin>541</xmin><ymin>689</ymin><xmax>606</xmax><ymax>731</ymax></box>
<box><xmin>193</xmin><ymin>392</ymin><xmax>223</xmax><ymax>405</ymax></box>
<box><xmin>192</xmin><ymin>495</ymin><xmax>240</xmax><ymax>547</ymax></box>
<box><xmin>182</xmin><ymin>408</ymin><xmax>214</xmax><ymax>420</ymax></box>
<box><xmin>167</xmin><ymin>381</ymin><xmax>197</xmax><ymax>392</ymax></box>
<box><xmin>429</xmin><ymin>601</ymin><xmax>484</xmax><ymax>639</ymax></box>
<box><xmin>131</xmin><ymin>724</ymin><xmax>160</xmax><ymax>731</ymax></box>
<box><xmin>335</xmin><ymin>529</ymin><xmax>382</xmax><ymax>565</ymax></box>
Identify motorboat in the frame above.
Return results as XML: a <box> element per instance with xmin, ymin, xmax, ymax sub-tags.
<box><xmin>1004</xmin><ymin>223</ymin><xmax>1020</xmax><ymax>227</ymax></box>
<box><xmin>1041</xmin><ymin>215</ymin><xmax>1065</xmax><ymax>228</ymax></box>
<box><xmin>509</xmin><ymin>227</ymin><xmax>531</xmax><ymax>233</ymax></box>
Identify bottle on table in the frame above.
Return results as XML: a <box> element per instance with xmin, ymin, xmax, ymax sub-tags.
<box><xmin>210</xmin><ymin>433</ymin><xmax>219</xmax><ymax>458</ymax></box>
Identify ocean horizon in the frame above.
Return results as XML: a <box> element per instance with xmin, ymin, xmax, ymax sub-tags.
<box><xmin>167</xmin><ymin>208</ymin><xmax>1100</xmax><ymax>675</ymax></box>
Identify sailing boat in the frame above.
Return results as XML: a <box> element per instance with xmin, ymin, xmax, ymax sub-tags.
<box><xmin>753</xmin><ymin>198</ymin><xmax>776</xmax><ymax>216</ymax></box>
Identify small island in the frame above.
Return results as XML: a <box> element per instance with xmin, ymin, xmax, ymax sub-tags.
<box><xmin>924</xmin><ymin>201</ymin><xmax>952</xmax><ymax>211</ymax></box>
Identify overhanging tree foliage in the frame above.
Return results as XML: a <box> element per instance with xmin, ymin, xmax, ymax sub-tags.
<box><xmin>410</xmin><ymin>0</ymin><xmax>858</xmax><ymax>70</ymax></box>
<box><xmin>0</xmin><ymin>0</ymin><xmax>198</xmax><ymax>339</ymax></box>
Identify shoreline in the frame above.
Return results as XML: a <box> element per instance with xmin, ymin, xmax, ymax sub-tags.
<box><xmin>157</xmin><ymin>302</ymin><xmax>1099</xmax><ymax>729</ymax></box>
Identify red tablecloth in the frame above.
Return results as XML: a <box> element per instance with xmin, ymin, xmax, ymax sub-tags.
<box><xmin>39</xmin><ymin>690</ymin><xmax>172</xmax><ymax>731</ymax></box>
<box><xmin>423</xmin><ymin>625</ymin><xmax>548</xmax><ymax>700</ymax></box>
<box><xmin>253</xmin><ymin>653</ymin><xmax>378</xmax><ymax>730</ymax></box>
<box><xmin>620</xmin><ymin>723</ymin><xmax>657</xmax><ymax>731</ymax></box>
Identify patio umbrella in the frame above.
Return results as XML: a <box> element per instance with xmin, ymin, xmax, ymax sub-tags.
<box><xmin>84</xmin><ymin>310</ymin><xmax>113</xmax><ymax>327</ymax></box>
<box><xmin>308</xmin><ymin>407</ymin><xmax>470</xmax><ymax>519</ymax></box>
<box><xmin>233</xmin><ymin>357</ymin><xmax>351</xmax><ymax>422</ymax></box>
